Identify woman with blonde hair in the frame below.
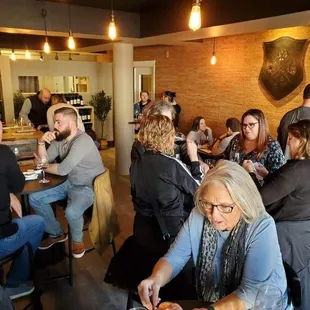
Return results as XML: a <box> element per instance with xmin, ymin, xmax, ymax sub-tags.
<box><xmin>105</xmin><ymin>115</ymin><xmax>203</xmax><ymax>297</ymax></box>
<box><xmin>138</xmin><ymin>160</ymin><xmax>289</xmax><ymax>310</ymax></box>
<box><xmin>225</xmin><ymin>109</ymin><xmax>285</xmax><ymax>174</ymax></box>
<box><xmin>244</xmin><ymin>119</ymin><xmax>310</xmax><ymax>309</ymax></box>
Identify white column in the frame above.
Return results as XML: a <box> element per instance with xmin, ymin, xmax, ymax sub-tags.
<box><xmin>0</xmin><ymin>56</ymin><xmax>14</xmax><ymax>122</ymax></box>
<box><xmin>113</xmin><ymin>43</ymin><xmax>134</xmax><ymax>175</ymax></box>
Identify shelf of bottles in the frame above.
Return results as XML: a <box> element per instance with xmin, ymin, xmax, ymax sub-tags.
<box><xmin>62</xmin><ymin>93</ymin><xmax>94</xmax><ymax>130</ymax></box>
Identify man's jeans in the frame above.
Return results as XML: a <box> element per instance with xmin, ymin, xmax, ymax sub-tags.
<box><xmin>0</xmin><ymin>215</ymin><xmax>45</xmax><ymax>286</ymax></box>
<box><xmin>29</xmin><ymin>180</ymin><xmax>94</xmax><ymax>242</ymax></box>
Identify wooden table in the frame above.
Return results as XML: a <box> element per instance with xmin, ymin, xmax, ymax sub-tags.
<box><xmin>20</xmin><ymin>165</ymin><xmax>67</xmax><ymax>215</ymax></box>
<box><xmin>2</xmin><ymin>128</ymin><xmax>43</xmax><ymax>141</ymax></box>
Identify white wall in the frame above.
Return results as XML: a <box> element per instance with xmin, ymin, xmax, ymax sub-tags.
<box><xmin>8</xmin><ymin>58</ymin><xmax>114</xmax><ymax>140</ymax></box>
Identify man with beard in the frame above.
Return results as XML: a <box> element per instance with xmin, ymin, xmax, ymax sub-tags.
<box><xmin>29</xmin><ymin>107</ymin><xmax>105</xmax><ymax>258</ymax></box>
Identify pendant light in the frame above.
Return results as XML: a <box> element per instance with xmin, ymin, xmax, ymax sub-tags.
<box><xmin>25</xmin><ymin>47</ymin><xmax>31</xmax><ymax>59</ymax></box>
<box><xmin>108</xmin><ymin>0</ymin><xmax>117</xmax><ymax>40</ymax></box>
<box><xmin>211</xmin><ymin>37</ymin><xmax>216</xmax><ymax>65</ymax></box>
<box><xmin>10</xmin><ymin>49</ymin><xmax>16</xmax><ymax>61</ymax></box>
<box><xmin>189</xmin><ymin>0</ymin><xmax>202</xmax><ymax>31</ymax></box>
<box><xmin>41</xmin><ymin>8</ymin><xmax>51</xmax><ymax>53</ymax></box>
<box><xmin>67</xmin><ymin>5</ymin><xmax>75</xmax><ymax>50</ymax></box>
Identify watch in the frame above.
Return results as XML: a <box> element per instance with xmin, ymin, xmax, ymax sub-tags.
<box><xmin>207</xmin><ymin>306</ymin><xmax>215</xmax><ymax>310</ymax></box>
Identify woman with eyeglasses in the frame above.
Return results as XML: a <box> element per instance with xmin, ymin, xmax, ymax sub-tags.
<box><xmin>243</xmin><ymin>119</ymin><xmax>310</xmax><ymax>310</ymax></box>
<box><xmin>138</xmin><ymin>161</ymin><xmax>290</xmax><ymax>310</ymax></box>
<box><xmin>224</xmin><ymin>109</ymin><xmax>285</xmax><ymax>174</ymax></box>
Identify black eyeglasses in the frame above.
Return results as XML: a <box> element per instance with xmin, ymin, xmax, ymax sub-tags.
<box><xmin>242</xmin><ymin>122</ymin><xmax>258</xmax><ymax>130</ymax></box>
<box><xmin>200</xmin><ymin>200</ymin><xmax>236</xmax><ymax>214</ymax></box>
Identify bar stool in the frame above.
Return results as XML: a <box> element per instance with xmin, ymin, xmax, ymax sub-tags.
<box><xmin>0</xmin><ymin>242</ymin><xmax>42</xmax><ymax>310</ymax></box>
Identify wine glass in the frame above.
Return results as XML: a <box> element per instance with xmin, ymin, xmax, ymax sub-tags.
<box><xmin>36</xmin><ymin>155</ymin><xmax>50</xmax><ymax>184</ymax></box>
<box><xmin>254</xmin><ymin>284</ymin><xmax>283</xmax><ymax>310</ymax></box>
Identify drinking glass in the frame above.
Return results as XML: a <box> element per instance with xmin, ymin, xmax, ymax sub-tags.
<box><xmin>36</xmin><ymin>155</ymin><xmax>50</xmax><ymax>184</ymax></box>
<box><xmin>205</xmin><ymin>159</ymin><xmax>216</xmax><ymax>168</ymax></box>
<box><xmin>231</xmin><ymin>152</ymin><xmax>240</xmax><ymax>164</ymax></box>
<box><xmin>253</xmin><ymin>284</ymin><xmax>283</xmax><ymax>310</ymax></box>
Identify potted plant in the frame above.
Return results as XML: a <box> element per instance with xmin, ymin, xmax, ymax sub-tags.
<box><xmin>89</xmin><ymin>90</ymin><xmax>112</xmax><ymax>149</ymax></box>
<box><xmin>13</xmin><ymin>90</ymin><xmax>25</xmax><ymax>119</ymax></box>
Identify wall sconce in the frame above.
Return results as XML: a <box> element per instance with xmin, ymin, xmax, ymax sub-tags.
<box><xmin>55</xmin><ymin>53</ymin><xmax>59</xmax><ymax>60</ymax></box>
<box><xmin>40</xmin><ymin>52</ymin><xmax>44</xmax><ymax>61</ymax></box>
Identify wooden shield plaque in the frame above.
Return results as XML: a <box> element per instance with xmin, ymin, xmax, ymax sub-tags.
<box><xmin>259</xmin><ymin>36</ymin><xmax>308</xmax><ymax>100</ymax></box>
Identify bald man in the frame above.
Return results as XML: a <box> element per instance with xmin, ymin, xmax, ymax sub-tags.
<box><xmin>19</xmin><ymin>88</ymin><xmax>51</xmax><ymax>130</ymax></box>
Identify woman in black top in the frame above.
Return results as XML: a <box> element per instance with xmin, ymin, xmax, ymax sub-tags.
<box><xmin>243</xmin><ymin>119</ymin><xmax>310</xmax><ymax>310</ymax></box>
<box><xmin>0</xmin><ymin>121</ymin><xmax>45</xmax><ymax>300</ymax></box>
<box><xmin>105</xmin><ymin>115</ymin><xmax>204</xmax><ymax>298</ymax></box>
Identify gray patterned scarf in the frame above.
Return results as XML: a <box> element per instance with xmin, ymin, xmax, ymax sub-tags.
<box><xmin>196</xmin><ymin>217</ymin><xmax>248</xmax><ymax>304</ymax></box>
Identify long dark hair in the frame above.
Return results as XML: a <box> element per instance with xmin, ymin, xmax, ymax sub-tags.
<box><xmin>288</xmin><ymin>119</ymin><xmax>310</xmax><ymax>159</ymax></box>
<box><xmin>191</xmin><ymin>116</ymin><xmax>205</xmax><ymax>132</ymax></box>
<box><xmin>163</xmin><ymin>91</ymin><xmax>176</xmax><ymax>103</ymax></box>
<box><xmin>240</xmin><ymin>109</ymin><xmax>270</xmax><ymax>158</ymax></box>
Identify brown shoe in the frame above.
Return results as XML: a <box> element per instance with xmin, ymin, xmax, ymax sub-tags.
<box><xmin>38</xmin><ymin>233</ymin><xmax>68</xmax><ymax>250</ymax></box>
<box><xmin>72</xmin><ymin>241</ymin><xmax>85</xmax><ymax>259</ymax></box>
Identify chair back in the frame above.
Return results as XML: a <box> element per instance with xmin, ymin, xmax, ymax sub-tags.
<box><xmin>89</xmin><ymin>168</ymin><xmax>120</xmax><ymax>255</ymax></box>
<box><xmin>283</xmin><ymin>260</ymin><xmax>301</xmax><ymax>307</ymax></box>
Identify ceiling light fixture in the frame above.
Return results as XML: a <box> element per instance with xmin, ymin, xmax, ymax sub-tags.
<box><xmin>211</xmin><ymin>37</ymin><xmax>216</xmax><ymax>65</ymax></box>
<box><xmin>55</xmin><ymin>52</ymin><xmax>59</xmax><ymax>60</ymax></box>
<box><xmin>25</xmin><ymin>47</ymin><xmax>31</xmax><ymax>59</ymax></box>
<box><xmin>67</xmin><ymin>5</ymin><xmax>75</xmax><ymax>50</ymax></box>
<box><xmin>40</xmin><ymin>52</ymin><xmax>44</xmax><ymax>61</ymax></box>
<box><xmin>41</xmin><ymin>8</ymin><xmax>51</xmax><ymax>53</ymax></box>
<box><xmin>10</xmin><ymin>49</ymin><xmax>16</xmax><ymax>61</ymax></box>
<box><xmin>108</xmin><ymin>0</ymin><xmax>117</xmax><ymax>40</ymax></box>
<box><xmin>189</xmin><ymin>0</ymin><xmax>202</xmax><ymax>31</ymax></box>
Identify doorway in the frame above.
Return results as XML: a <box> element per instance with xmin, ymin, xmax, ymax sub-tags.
<box><xmin>133</xmin><ymin>61</ymin><xmax>155</xmax><ymax>103</ymax></box>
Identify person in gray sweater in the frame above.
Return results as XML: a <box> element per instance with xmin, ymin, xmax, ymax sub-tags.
<box><xmin>29</xmin><ymin>107</ymin><xmax>105</xmax><ymax>259</ymax></box>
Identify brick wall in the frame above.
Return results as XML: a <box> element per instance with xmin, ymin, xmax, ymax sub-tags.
<box><xmin>134</xmin><ymin>26</ymin><xmax>310</xmax><ymax>138</ymax></box>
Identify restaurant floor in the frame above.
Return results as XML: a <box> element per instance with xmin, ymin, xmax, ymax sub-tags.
<box><xmin>13</xmin><ymin>148</ymin><xmax>139</xmax><ymax>310</ymax></box>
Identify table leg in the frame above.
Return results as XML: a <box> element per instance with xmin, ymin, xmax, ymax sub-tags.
<box><xmin>21</xmin><ymin>194</ymin><xmax>31</xmax><ymax>215</ymax></box>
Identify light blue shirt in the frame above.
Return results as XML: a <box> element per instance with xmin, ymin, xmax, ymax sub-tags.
<box><xmin>163</xmin><ymin>208</ymin><xmax>291</xmax><ymax>309</ymax></box>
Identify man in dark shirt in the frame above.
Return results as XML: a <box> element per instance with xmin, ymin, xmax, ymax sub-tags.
<box><xmin>19</xmin><ymin>88</ymin><xmax>51</xmax><ymax>130</ymax></box>
<box><xmin>0</xmin><ymin>121</ymin><xmax>45</xmax><ymax>300</ymax></box>
<box><xmin>277</xmin><ymin>84</ymin><xmax>310</xmax><ymax>157</ymax></box>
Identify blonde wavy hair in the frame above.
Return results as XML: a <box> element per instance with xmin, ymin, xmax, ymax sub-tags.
<box><xmin>138</xmin><ymin>115</ymin><xmax>175</xmax><ymax>156</ymax></box>
<box><xmin>195</xmin><ymin>160</ymin><xmax>265</xmax><ymax>224</ymax></box>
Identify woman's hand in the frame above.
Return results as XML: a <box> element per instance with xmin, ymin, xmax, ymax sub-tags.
<box><xmin>255</xmin><ymin>163</ymin><xmax>269</xmax><ymax>178</ymax></box>
<box><xmin>242</xmin><ymin>160</ymin><xmax>255</xmax><ymax>173</ymax></box>
<box><xmin>199</xmin><ymin>160</ymin><xmax>210</xmax><ymax>174</ymax></box>
<box><xmin>138</xmin><ymin>277</ymin><xmax>161</xmax><ymax>310</ymax></box>
<box><xmin>186</xmin><ymin>139</ymin><xmax>199</xmax><ymax>162</ymax></box>
<box><xmin>9</xmin><ymin>193</ymin><xmax>22</xmax><ymax>218</ymax></box>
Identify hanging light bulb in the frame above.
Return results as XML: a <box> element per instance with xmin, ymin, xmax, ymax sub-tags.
<box><xmin>108</xmin><ymin>14</ymin><xmax>117</xmax><ymax>40</ymax></box>
<box><xmin>43</xmin><ymin>40</ymin><xmax>50</xmax><ymax>54</ymax></box>
<box><xmin>211</xmin><ymin>53</ymin><xmax>216</xmax><ymax>65</ymax></box>
<box><xmin>67</xmin><ymin>5</ymin><xmax>75</xmax><ymax>50</ymax></box>
<box><xmin>25</xmin><ymin>49</ymin><xmax>31</xmax><ymax>59</ymax></box>
<box><xmin>40</xmin><ymin>52</ymin><xmax>44</xmax><ymax>61</ymax></box>
<box><xmin>41</xmin><ymin>8</ymin><xmax>51</xmax><ymax>53</ymax></box>
<box><xmin>10</xmin><ymin>49</ymin><xmax>16</xmax><ymax>61</ymax></box>
<box><xmin>210</xmin><ymin>37</ymin><xmax>216</xmax><ymax>65</ymax></box>
<box><xmin>189</xmin><ymin>0</ymin><xmax>201</xmax><ymax>31</ymax></box>
<box><xmin>68</xmin><ymin>31</ymin><xmax>75</xmax><ymax>50</ymax></box>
